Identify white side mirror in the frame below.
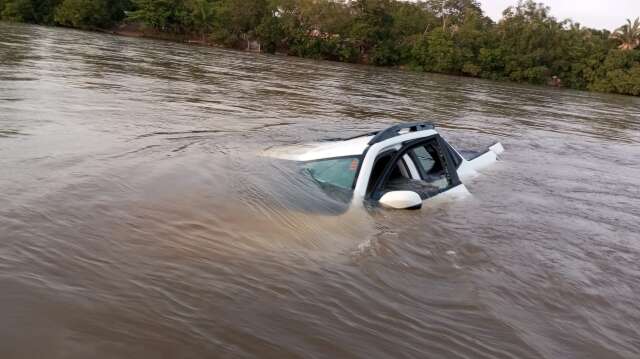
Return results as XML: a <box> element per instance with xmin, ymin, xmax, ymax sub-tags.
<box><xmin>379</xmin><ymin>191</ymin><xmax>422</xmax><ymax>210</ymax></box>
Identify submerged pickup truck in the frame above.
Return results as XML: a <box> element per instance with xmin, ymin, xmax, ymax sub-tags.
<box><xmin>265</xmin><ymin>123</ymin><xmax>504</xmax><ymax>210</ymax></box>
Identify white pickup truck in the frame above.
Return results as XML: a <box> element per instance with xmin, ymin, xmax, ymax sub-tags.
<box><xmin>266</xmin><ymin>123</ymin><xmax>504</xmax><ymax>210</ymax></box>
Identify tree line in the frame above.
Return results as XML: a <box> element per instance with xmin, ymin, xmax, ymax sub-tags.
<box><xmin>1</xmin><ymin>0</ymin><xmax>639</xmax><ymax>96</ymax></box>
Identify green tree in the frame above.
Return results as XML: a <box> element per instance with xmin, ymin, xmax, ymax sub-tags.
<box><xmin>453</xmin><ymin>8</ymin><xmax>491</xmax><ymax>76</ymax></box>
<box><xmin>256</xmin><ymin>10</ymin><xmax>284</xmax><ymax>53</ymax></box>
<box><xmin>55</xmin><ymin>0</ymin><xmax>110</xmax><ymax>28</ymax></box>
<box><xmin>388</xmin><ymin>1</ymin><xmax>438</xmax><ymax>63</ymax></box>
<box><xmin>1</xmin><ymin>0</ymin><xmax>35</xmax><ymax>22</ymax></box>
<box><xmin>425</xmin><ymin>0</ymin><xmax>483</xmax><ymax>30</ymax></box>
<box><xmin>493</xmin><ymin>0</ymin><xmax>564</xmax><ymax>84</ymax></box>
<box><xmin>189</xmin><ymin>0</ymin><xmax>216</xmax><ymax>41</ymax></box>
<box><xmin>1</xmin><ymin>0</ymin><xmax>62</xmax><ymax>23</ymax></box>
<box><xmin>589</xmin><ymin>49</ymin><xmax>640</xmax><ymax>95</ymax></box>
<box><xmin>213</xmin><ymin>0</ymin><xmax>268</xmax><ymax>47</ymax></box>
<box><xmin>349</xmin><ymin>0</ymin><xmax>396</xmax><ymax>64</ymax></box>
<box><xmin>128</xmin><ymin>0</ymin><xmax>192</xmax><ymax>33</ymax></box>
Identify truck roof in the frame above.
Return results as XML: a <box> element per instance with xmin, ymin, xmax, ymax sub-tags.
<box><xmin>265</xmin><ymin>122</ymin><xmax>438</xmax><ymax>162</ymax></box>
<box><xmin>266</xmin><ymin>135</ymin><xmax>374</xmax><ymax>161</ymax></box>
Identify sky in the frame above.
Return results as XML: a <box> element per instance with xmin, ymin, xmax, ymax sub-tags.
<box><xmin>480</xmin><ymin>0</ymin><xmax>640</xmax><ymax>30</ymax></box>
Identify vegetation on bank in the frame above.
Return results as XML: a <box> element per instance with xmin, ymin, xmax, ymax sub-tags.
<box><xmin>1</xmin><ymin>0</ymin><xmax>639</xmax><ymax>96</ymax></box>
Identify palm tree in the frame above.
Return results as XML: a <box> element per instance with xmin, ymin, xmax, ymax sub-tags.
<box><xmin>611</xmin><ymin>18</ymin><xmax>640</xmax><ymax>50</ymax></box>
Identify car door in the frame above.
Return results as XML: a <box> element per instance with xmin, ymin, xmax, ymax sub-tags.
<box><xmin>368</xmin><ymin>135</ymin><xmax>462</xmax><ymax>201</ymax></box>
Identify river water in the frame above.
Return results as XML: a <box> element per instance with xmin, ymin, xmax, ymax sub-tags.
<box><xmin>1</xmin><ymin>22</ymin><xmax>640</xmax><ymax>359</ymax></box>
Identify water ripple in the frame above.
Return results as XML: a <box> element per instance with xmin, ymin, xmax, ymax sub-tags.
<box><xmin>1</xmin><ymin>21</ymin><xmax>640</xmax><ymax>359</ymax></box>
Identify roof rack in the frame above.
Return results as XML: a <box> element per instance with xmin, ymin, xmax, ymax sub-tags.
<box><xmin>367</xmin><ymin>122</ymin><xmax>435</xmax><ymax>145</ymax></box>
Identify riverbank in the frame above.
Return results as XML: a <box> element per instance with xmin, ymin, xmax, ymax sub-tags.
<box><xmin>97</xmin><ymin>22</ymin><xmax>616</xmax><ymax>96</ymax></box>
<box><xmin>1</xmin><ymin>0</ymin><xmax>639</xmax><ymax>96</ymax></box>
<box><xmin>107</xmin><ymin>23</ymin><xmax>208</xmax><ymax>46</ymax></box>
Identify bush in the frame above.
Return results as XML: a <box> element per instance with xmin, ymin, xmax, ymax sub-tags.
<box><xmin>1</xmin><ymin>0</ymin><xmax>35</xmax><ymax>22</ymax></box>
<box><xmin>54</xmin><ymin>0</ymin><xmax>109</xmax><ymax>28</ymax></box>
<box><xmin>589</xmin><ymin>50</ymin><xmax>640</xmax><ymax>95</ymax></box>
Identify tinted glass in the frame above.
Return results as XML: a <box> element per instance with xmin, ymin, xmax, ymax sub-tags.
<box><xmin>303</xmin><ymin>157</ymin><xmax>360</xmax><ymax>190</ymax></box>
<box><xmin>412</xmin><ymin>146</ymin><xmax>436</xmax><ymax>172</ymax></box>
<box><xmin>381</xmin><ymin>143</ymin><xmax>452</xmax><ymax>199</ymax></box>
<box><xmin>409</xmin><ymin>144</ymin><xmax>449</xmax><ymax>192</ymax></box>
<box><xmin>366</xmin><ymin>151</ymin><xmax>396</xmax><ymax>194</ymax></box>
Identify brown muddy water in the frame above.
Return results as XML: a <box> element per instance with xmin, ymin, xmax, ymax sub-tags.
<box><xmin>2</xmin><ymin>22</ymin><xmax>640</xmax><ymax>359</ymax></box>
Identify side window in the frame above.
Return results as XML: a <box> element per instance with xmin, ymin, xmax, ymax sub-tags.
<box><xmin>367</xmin><ymin>150</ymin><xmax>418</xmax><ymax>197</ymax></box>
<box><xmin>375</xmin><ymin>140</ymin><xmax>456</xmax><ymax>200</ymax></box>
<box><xmin>412</xmin><ymin>146</ymin><xmax>437</xmax><ymax>173</ymax></box>
<box><xmin>408</xmin><ymin>144</ymin><xmax>449</xmax><ymax>192</ymax></box>
<box><xmin>366</xmin><ymin>151</ymin><xmax>395</xmax><ymax>194</ymax></box>
<box><xmin>304</xmin><ymin>157</ymin><xmax>360</xmax><ymax>190</ymax></box>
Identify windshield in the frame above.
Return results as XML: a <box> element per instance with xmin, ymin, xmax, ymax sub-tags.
<box><xmin>303</xmin><ymin>157</ymin><xmax>360</xmax><ymax>190</ymax></box>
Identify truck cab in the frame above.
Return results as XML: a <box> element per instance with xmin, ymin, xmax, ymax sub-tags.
<box><xmin>265</xmin><ymin>123</ymin><xmax>504</xmax><ymax>210</ymax></box>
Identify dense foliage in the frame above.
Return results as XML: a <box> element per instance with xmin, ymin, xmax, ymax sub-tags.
<box><xmin>1</xmin><ymin>0</ymin><xmax>639</xmax><ymax>96</ymax></box>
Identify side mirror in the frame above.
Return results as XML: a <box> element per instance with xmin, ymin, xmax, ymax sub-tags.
<box><xmin>379</xmin><ymin>191</ymin><xmax>422</xmax><ymax>210</ymax></box>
